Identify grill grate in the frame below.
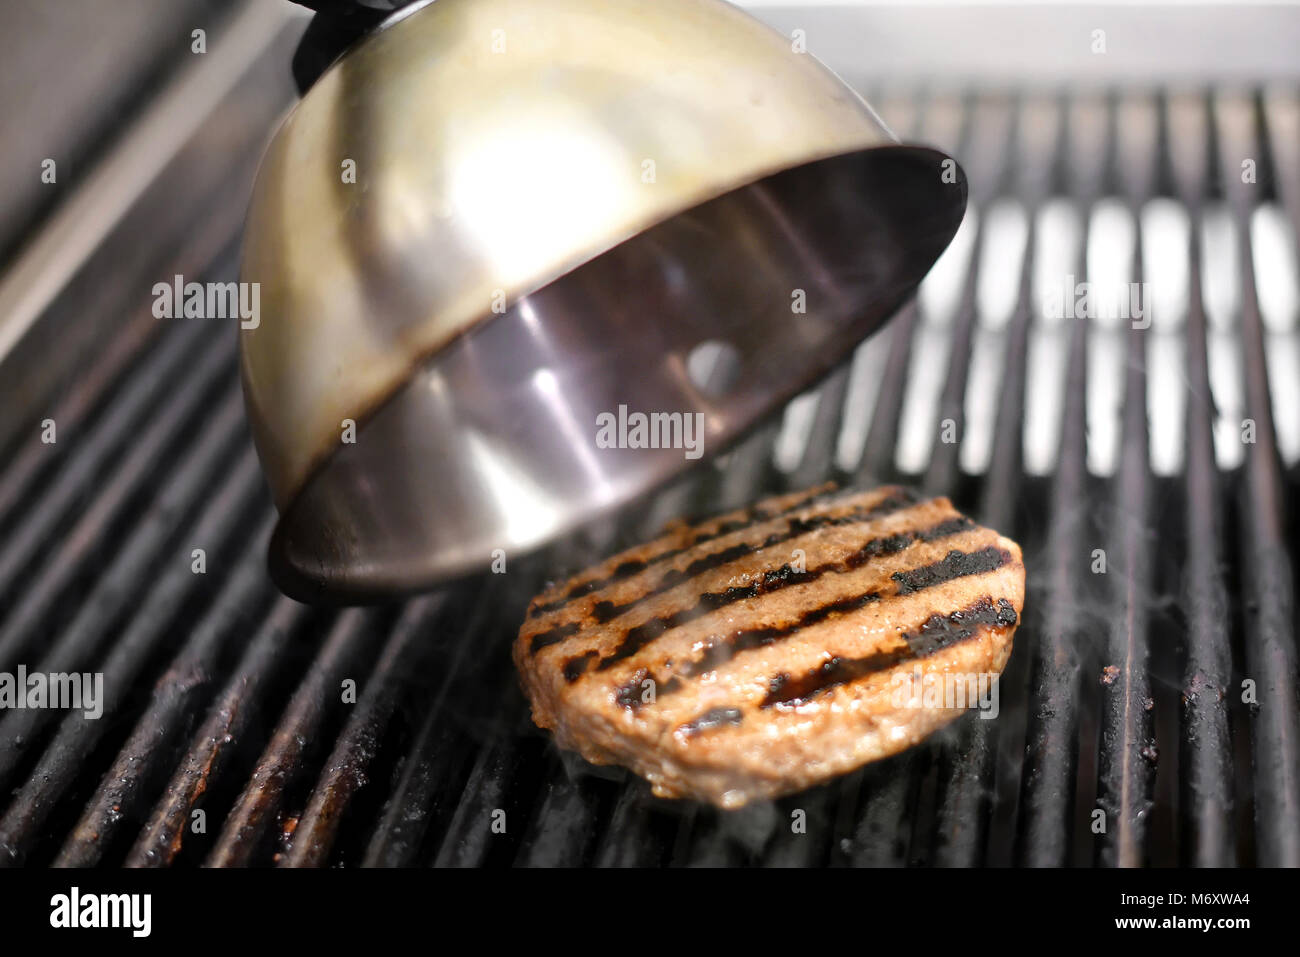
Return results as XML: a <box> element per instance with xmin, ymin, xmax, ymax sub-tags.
<box><xmin>0</xmin><ymin>87</ymin><xmax>1298</xmax><ymax>867</ymax></box>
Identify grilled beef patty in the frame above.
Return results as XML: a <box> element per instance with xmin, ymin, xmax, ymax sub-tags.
<box><xmin>514</xmin><ymin>484</ymin><xmax>1026</xmax><ymax>808</ymax></box>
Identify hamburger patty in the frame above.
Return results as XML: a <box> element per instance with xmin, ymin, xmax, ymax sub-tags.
<box><xmin>513</xmin><ymin>484</ymin><xmax>1026</xmax><ymax>808</ymax></box>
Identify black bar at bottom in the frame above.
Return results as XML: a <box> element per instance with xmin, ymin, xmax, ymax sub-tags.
<box><xmin>0</xmin><ymin>866</ymin><xmax>1276</xmax><ymax>944</ymax></box>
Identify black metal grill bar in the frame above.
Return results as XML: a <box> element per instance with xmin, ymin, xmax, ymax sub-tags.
<box><xmin>711</xmin><ymin>420</ymin><xmax>783</xmax><ymax>513</ymax></box>
<box><xmin>281</xmin><ymin>594</ymin><xmax>448</xmax><ymax>867</ymax></box>
<box><xmin>363</xmin><ymin>573</ymin><xmax>521</xmax><ymax>867</ymax></box>
<box><xmin>516</xmin><ymin>754</ymin><xmax>615</xmax><ymax>867</ymax></box>
<box><xmin>1180</xmin><ymin>202</ymin><xmax>1236</xmax><ymax>866</ymax></box>
<box><xmin>845</xmin><ymin>753</ymin><xmax>927</xmax><ymax>866</ymax></box>
<box><xmin>1094</xmin><ymin>214</ymin><xmax>1155</xmax><ymax>867</ymax></box>
<box><xmin>857</xmin><ymin>304</ymin><xmax>918</xmax><ymax>486</ymax></box>
<box><xmin>590</xmin><ymin>776</ymin><xmax>669</xmax><ymax>868</ymax></box>
<box><xmin>109</xmin><ymin>585</ymin><xmax>304</xmax><ymax>867</ymax></box>
<box><xmin>932</xmin><ymin>119</ymin><xmax>1045</xmax><ymax>866</ymax></box>
<box><xmin>827</xmin><ymin>94</ymin><xmax>965</xmax><ymax>868</ymax></box>
<box><xmin>788</xmin><ymin>364</ymin><xmax>851</xmax><ymax>492</ymax></box>
<box><xmin>512</xmin><ymin>540</ymin><xmax>631</xmax><ymax>868</ymax></box>
<box><xmin>190</xmin><ymin>607</ymin><xmax>381</xmax><ymax>868</ymax></box>
<box><xmin>921</xmin><ymin>115</ymin><xmax>986</xmax><ymax>496</ymax></box>
<box><xmin>123</xmin><ymin>590</ymin><xmax>308</xmax><ymax>866</ymax></box>
<box><xmin>0</xmin><ymin>118</ymin><xmax>264</xmax><ymax>536</ymax></box>
<box><xmin>429</xmin><ymin>714</ymin><xmax>533</xmax><ymax>867</ymax></box>
<box><xmin>0</xmin><ymin>330</ymin><xmax>238</xmax><ymax>675</ymax></box>
<box><xmin>0</xmin><ymin>382</ymin><xmax>246</xmax><ymax>800</ymax></box>
<box><xmin>0</xmin><ymin>318</ymin><xmax>212</xmax><ymax>613</ymax></box>
<box><xmin>53</xmin><ymin>517</ymin><xmax>282</xmax><ymax>867</ymax></box>
<box><xmin>909</xmin><ymin>96</ymin><xmax>1011</xmax><ymax>867</ymax></box>
<box><xmin>499</xmin><ymin>525</ymin><xmax>635</xmax><ymax>867</ymax></box>
<box><xmin>0</xmin><ymin>311</ymin><xmax>159</xmax><ymax>526</ymax></box>
<box><xmin>1017</xmin><ymin>186</ymin><xmax>1093</xmax><ymax>866</ymax></box>
<box><xmin>1222</xmin><ymin>93</ymin><xmax>1300</xmax><ymax>866</ymax></box>
<box><xmin>0</xmin><ymin>448</ymin><xmax>263</xmax><ymax>865</ymax></box>
<box><xmin>851</xmin><ymin>92</ymin><xmax>930</xmax><ymax>488</ymax></box>
<box><xmin>967</xmin><ymin>225</ymin><xmax>1036</xmax><ymax>867</ymax></box>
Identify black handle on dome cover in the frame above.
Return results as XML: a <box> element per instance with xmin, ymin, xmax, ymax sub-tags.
<box><xmin>289</xmin><ymin>0</ymin><xmax>421</xmax><ymax>94</ymax></box>
<box><xmin>289</xmin><ymin>1</ymin><xmax>407</xmax><ymax>11</ymax></box>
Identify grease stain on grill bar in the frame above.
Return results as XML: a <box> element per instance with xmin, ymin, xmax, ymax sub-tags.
<box><xmin>760</xmin><ymin>597</ymin><xmax>1020</xmax><ymax>711</ymax></box>
<box><xmin>526</xmin><ymin>484</ymin><xmax>907</xmax><ymax>618</ymax></box>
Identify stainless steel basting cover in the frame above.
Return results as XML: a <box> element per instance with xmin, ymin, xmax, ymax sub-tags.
<box><xmin>239</xmin><ymin>0</ymin><xmax>967</xmax><ymax>602</ymax></box>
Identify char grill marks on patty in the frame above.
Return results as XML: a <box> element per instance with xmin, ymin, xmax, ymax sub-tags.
<box><xmin>514</xmin><ymin>484</ymin><xmax>1025</xmax><ymax>807</ymax></box>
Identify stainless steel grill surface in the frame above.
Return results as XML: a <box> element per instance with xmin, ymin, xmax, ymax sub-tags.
<box><xmin>1</xmin><ymin>79</ymin><xmax>1299</xmax><ymax>866</ymax></box>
